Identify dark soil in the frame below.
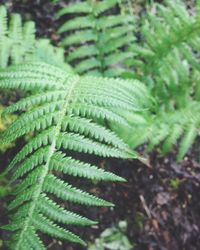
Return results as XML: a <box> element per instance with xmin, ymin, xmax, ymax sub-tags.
<box><xmin>1</xmin><ymin>146</ymin><xmax>200</xmax><ymax>250</ymax></box>
<box><xmin>1</xmin><ymin>1</ymin><xmax>200</xmax><ymax>250</ymax></box>
<box><xmin>46</xmin><ymin>145</ymin><xmax>200</xmax><ymax>250</ymax></box>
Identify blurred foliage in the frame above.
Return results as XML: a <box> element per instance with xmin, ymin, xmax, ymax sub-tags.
<box><xmin>88</xmin><ymin>221</ymin><xmax>133</xmax><ymax>250</ymax></box>
<box><xmin>0</xmin><ymin>174</ymin><xmax>11</xmax><ymax>198</ymax></box>
<box><xmin>0</xmin><ymin>105</ymin><xmax>16</xmax><ymax>152</ymax></box>
<box><xmin>170</xmin><ymin>178</ymin><xmax>181</xmax><ymax>189</ymax></box>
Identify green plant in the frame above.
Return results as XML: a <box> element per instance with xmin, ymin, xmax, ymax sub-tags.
<box><xmin>0</xmin><ymin>5</ymin><xmax>73</xmax><ymax>146</ymax></box>
<box><xmin>56</xmin><ymin>0</ymin><xmax>200</xmax><ymax>161</ymax></box>
<box><xmin>0</xmin><ymin>5</ymin><xmax>72</xmax><ymax>71</ymax></box>
<box><xmin>116</xmin><ymin>0</ymin><xmax>200</xmax><ymax>160</ymax></box>
<box><xmin>0</xmin><ymin>61</ymin><xmax>148</xmax><ymax>249</ymax></box>
<box><xmin>57</xmin><ymin>0</ymin><xmax>135</xmax><ymax>77</ymax></box>
<box><xmin>1</xmin><ymin>0</ymin><xmax>200</xmax><ymax>248</ymax></box>
<box><xmin>0</xmin><ymin>105</ymin><xmax>16</xmax><ymax>152</ymax></box>
<box><xmin>0</xmin><ymin>174</ymin><xmax>11</xmax><ymax>198</ymax></box>
<box><xmin>137</xmin><ymin>0</ymin><xmax>200</xmax><ymax>104</ymax></box>
<box><xmin>88</xmin><ymin>220</ymin><xmax>133</xmax><ymax>250</ymax></box>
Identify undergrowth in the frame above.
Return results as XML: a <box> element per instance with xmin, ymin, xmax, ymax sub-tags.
<box><xmin>0</xmin><ymin>0</ymin><xmax>200</xmax><ymax>249</ymax></box>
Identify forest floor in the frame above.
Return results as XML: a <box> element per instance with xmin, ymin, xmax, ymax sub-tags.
<box><xmin>1</xmin><ymin>1</ymin><xmax>200</xmax><ymax>250</ymax></box>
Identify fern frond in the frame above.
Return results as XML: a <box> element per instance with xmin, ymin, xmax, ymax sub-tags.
<box><xmin>123</xmin><ymin>101</ymin><xmax>200</xmax><ymax>160</ymax></box>
<box><xmin>140</xmin><ymin>1</ymin><xmax>199</xmax><ymax>72</ymax></box>
<box><xmin>37</xmin><ymin>194</ymin><xmax>97</xmax><ymax>226</ymax></box>
<box><xmin>32</xmin><ymin>39</ymin><xmax>73</xmax><ymax>72</ymax></box>
<box><xmin>177</xmin><ymin>125</ymin><xmax>197</xmax><ymax>161</ymax></box>
<box><xmin>49</xmin><ymin>152</ymin><xmax>125</xmax><ymax>181</ymax></box>
<box><xmin>57</xmin><ymin>0</ymin><xmax>135</xmax><ymax>77</ymax></box>
<box><xmin>119</xmin><ymin>0</ymin><xmax>200</xmax><ymax>160</ymax></box>
<box><xmin>0</xmin><ymin>5</ymin><xmax>72</xmax><ymax>71</ymax></box>
<box><xmin>134</xmin><ymin>0</ymin><xmax>200</xmax><ymax>91</ymax></box>
<box><xmin>0</xmin><ymin>62</ymin><xmax>146</xmax><ymax>249</ymax></box>
<box><xmin>0</xmin><ymin>5</ymin><xmax>11</xmax><ymax>68</ymax></box>
<box><xmin>31</xmin><ymin>213</ymin><xmax>86</xmax><ymax>246</ymax></box>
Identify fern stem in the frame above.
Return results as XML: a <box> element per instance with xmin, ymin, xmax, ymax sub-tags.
<box><xmin>15</xmin><ymin>75</ymin><xmax>80</xmax><ymax>250</ymax></box>
<box><xmin>88</xmin><ymin>0</ymin><xmax>105</xmax><ymax>76</ymax></box>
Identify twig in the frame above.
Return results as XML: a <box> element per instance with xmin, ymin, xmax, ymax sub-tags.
<box><xmin>139</xmin><ymin>194</ymin><xmax>152</xmax><ymax>218</ymax></box>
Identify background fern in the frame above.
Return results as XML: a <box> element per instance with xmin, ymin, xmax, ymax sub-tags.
<box><xmin>55</xmin><ymin>0</ymin><xmax>200</xmax><ymax>160</ymax></box>
<box><xmin>113</xmin><ymin>0</ymin><xmax>200</xmax><ymax>161</ymax></box>
<box><xmin>0</xmin><ymin>5</ymin><xmax>72</xmax><ymax>71</ymax></box>
<box><xmin>2</xmin><ymin>0</ymin><xmax>198</xmax><ymax>161</ymax></box>
<box><xmin>0</xmin><ymin>62</ymin><xmax>149</xmax><ymax>249</ymax></box>
<box><xmin>57</xmin><ymin>0</ymin><xmax>135</xmax><ymax>77</ymax></box>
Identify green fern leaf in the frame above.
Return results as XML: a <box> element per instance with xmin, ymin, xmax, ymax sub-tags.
<box><xmin>177</xmin><ymin>125</ymin><xmax>197</xmax><ymax>161</ymax></box>
<box><xmin>57</xmin><ymin>0</ymin><xmax>135</xmax><ymax>77</ymax></box>
<box><xmin>0</xmin><ymin>5</ymin><xmax>72</xmax><ymax>70</ymax></box>
<box><xmin>0</xmin><ymin>62</ymin><xmax>145</xmax><ymax>249</ymax></box>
